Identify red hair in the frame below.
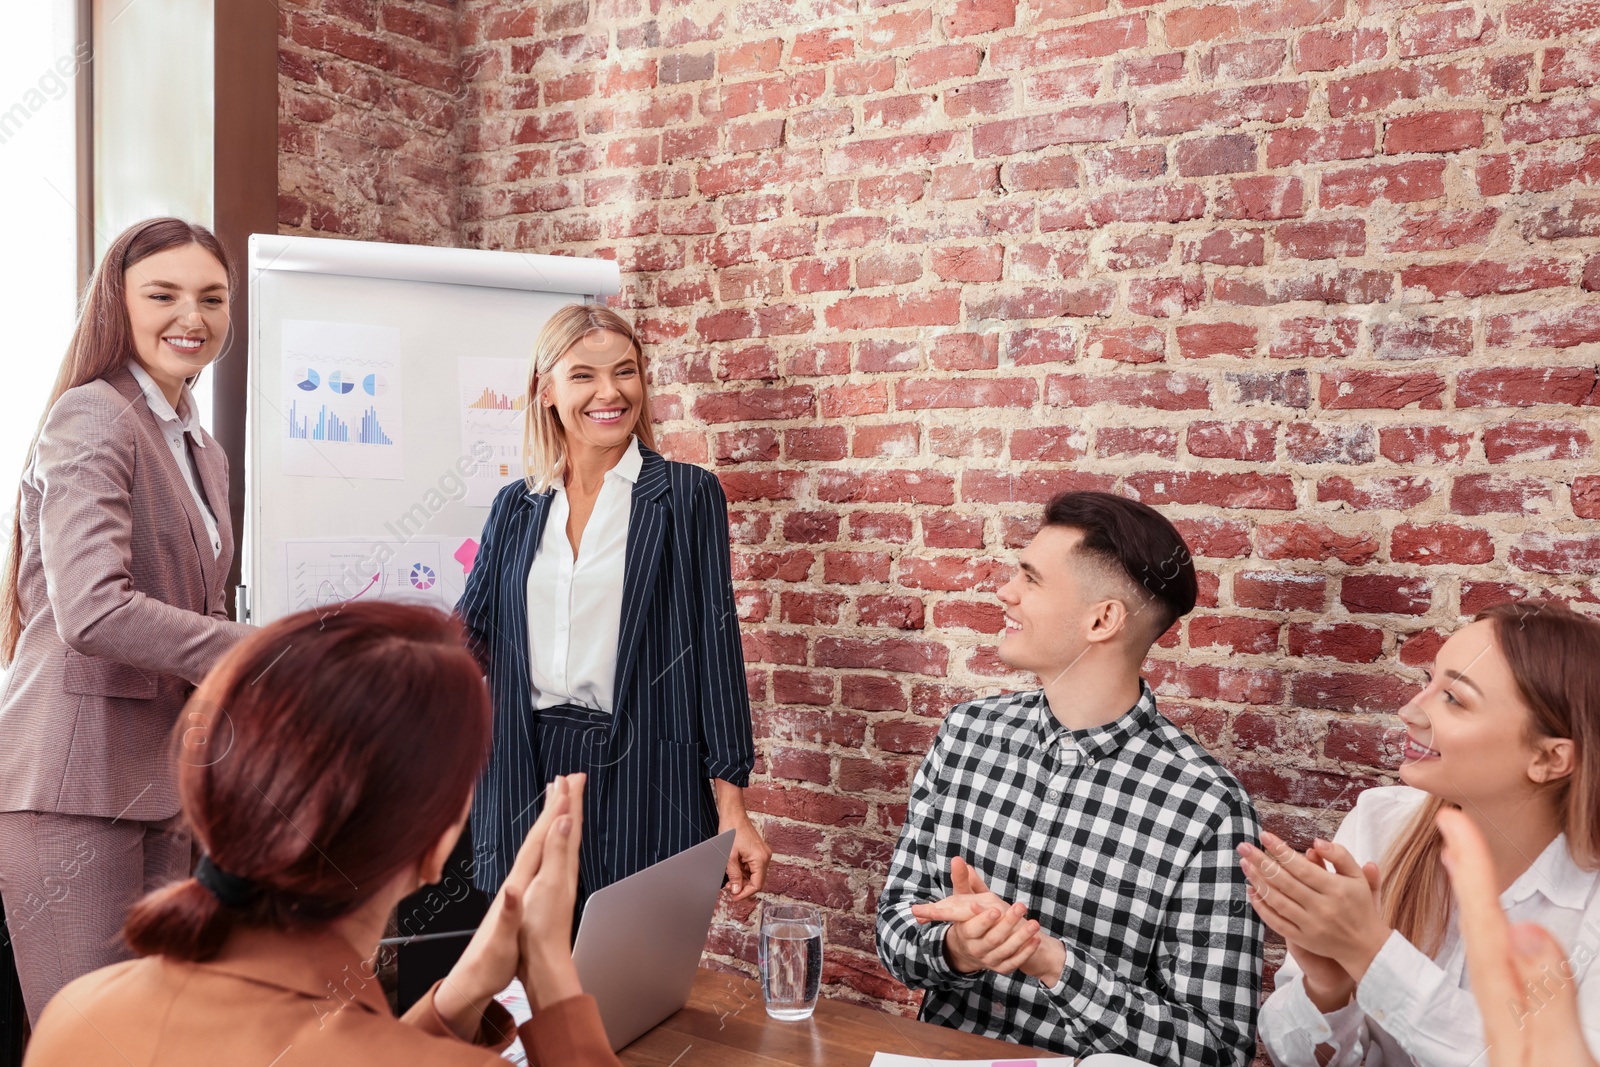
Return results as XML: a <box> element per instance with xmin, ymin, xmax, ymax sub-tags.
<box><xmin>0</xmin><ymin>217</ymin><xmax>232</xmax><ymax>664</ymax></box>
<box><xmin>124</xmin><ymin>601</ymin><xmax>492</xmax><ymax>961</ymax></box>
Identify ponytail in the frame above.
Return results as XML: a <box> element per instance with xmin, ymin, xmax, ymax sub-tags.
<box><xmin>124</xmin><ymin>878</ymin><xmax>238</xmax><ymax>962</ymax></box>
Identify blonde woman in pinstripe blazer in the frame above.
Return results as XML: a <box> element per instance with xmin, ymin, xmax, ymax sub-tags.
<box><xmin>458</xmin><ymin>304</ymin><xmax>770</xmax><ymax>918</ymax></box>
<box><xmin>0</xmin><ymin>219</ymin><xmax>252</xmax><ymax>1022</ymax></box>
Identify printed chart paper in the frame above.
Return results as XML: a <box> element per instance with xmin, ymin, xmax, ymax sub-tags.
<box><xmin>281</xmin><ymin>319</ymin><xmax>404</xmax><ymax>480</ymax></box>
<box><xmin>866</xmin><ymin>1056</ymin><xmax>1077</xmax><ymax>1067</ymax></box>
<box><xmin>457</xmin><ymin>356</ymin><xmax>528</xmax><ymax>506</ymax></box>
<box><xmin>282</xmin><ymin>536</ymin><xmax>480</xmax><ymax>615</ymax></box>
<box><xmin>867</xmin><ymin>1055</ymin><xmax>1128</xmax><ymax>1066</ymax></box>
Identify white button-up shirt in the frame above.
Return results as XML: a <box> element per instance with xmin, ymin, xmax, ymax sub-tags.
<box><xmin>1260</xmin><ymin>784</ymin><xmax>1600</xmax><ymax>1066</ymax></box>
<box><xmin>526</xmin><ymin>437</ymin><xmax>640</xmax><ymax>715</ymax></box>
<box><xmin>128</xmin><ymin>362</ymin><xmax>221</xmax><ymax>559</ymax></box>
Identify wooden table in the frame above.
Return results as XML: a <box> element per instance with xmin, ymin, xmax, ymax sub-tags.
<box><xmin>619</xmin><ymin>968</ymin><xmax>1045</xmax><ymax>1066</ymax></box>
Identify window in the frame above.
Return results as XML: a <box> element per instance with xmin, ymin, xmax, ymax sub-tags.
<box><xmin>0</xmin><ymin>0</ymin><xmax>82</xmax><ymax>514</ymax></box>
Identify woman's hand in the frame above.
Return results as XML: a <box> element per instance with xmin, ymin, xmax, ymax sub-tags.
<box><xmin>1250</xmin><ymin>842</ymin><xmax>1357</xmax><ymax>1012</ymax></box>
<box><xmin>713</xmin><ymin>779</ymin><xmax>770</xmax><ymax>901</ymax></box>
<box><xmin>1439</xmin><ymin>808</ymin><xmax>1598</xmax><ymax>1067</ymax></box>
<box><xmin>1239</xmin><ymin>831</ymin><xmax>1391</xmax><ymax>985</ymax></box>
<box><xmin>518</xmin><ymin>772</ymin><xmax>587</xmax><ymax>1012</ymax></box>
<box><xmin>433</xmin><ymin>776</ymin><xmax>572</xmax><ymax>1041</ymax></box>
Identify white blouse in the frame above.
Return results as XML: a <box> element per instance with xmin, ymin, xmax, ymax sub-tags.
<box><xmin>1260</xmin><ymin>785</ymin><xmax>1600</xmax><ymax>1066</ymax></box>
<box><xmin>128</xmin><ymin>362</ymin><xmax>221</xmax><ymax>559</ymax></box>
<box><xmin>525</xmin><ymin>437</ymin><xmax>640</xmax><ymax>715</ymax></box>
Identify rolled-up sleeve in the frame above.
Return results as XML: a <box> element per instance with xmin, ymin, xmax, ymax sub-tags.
<box><xmin>690</xmin><ymin>470</ymin><xmax>753</xmax><ymax>787</ymax></box>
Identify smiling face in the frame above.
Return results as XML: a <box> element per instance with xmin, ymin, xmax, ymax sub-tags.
<box><xmin>1398</xmin><ymin>619</ymin><xmax>1569</xmax><ymax>805</ymax></box>
<box><xmin>996</xmin><ymin>525</ymin><xmax>1137</xmax><ymax>681</ymax></box>
<box><xmin>538</xmin><ymin>328</ymin><xmax>644</xmax><ymax>453</ymax></box>
<box><xmin>123</xmin><ymin>243</ymin><xmax>229</xmax><ymax>396</ymax></box>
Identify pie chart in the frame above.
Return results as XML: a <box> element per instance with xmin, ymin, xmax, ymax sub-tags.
<box><xmin>327</xmin><ymin>371</ymin><xmax>355</xmax><ymax>394</ymax></box>
<box><xmin>294</xmin><ymin>368</ymin><xmax>320</xmax><ymax>391</ymax></box>
<box><xmin>363</xmin><ymin>373</ymin><xmax>387</xmax><ymax>396</ymax></box>
<box><xmin>408</xmin><ymin>564</ymin><xmax>436</xmax><ymax>590</ymax></box>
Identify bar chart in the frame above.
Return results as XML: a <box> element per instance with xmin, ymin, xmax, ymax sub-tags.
<box><xmin>458</xmin><ymin>356</ymin><xmax>529</xmax><ymax>505</ymax></box>
<box><xmin>281</xmin><ymin>320</ymin><xmax>404</xmax><ymax>480</ymax></box>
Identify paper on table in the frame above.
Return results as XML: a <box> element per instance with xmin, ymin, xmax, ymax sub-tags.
<box><xmin>867</xmin><ymin>1054</ymin><xmax>1145</xmax><ymax>1067</ymax></box>
<box><xmin>865</xmin><ymin>1055</ymin><xmax>1074</xmax><ymax>1067</ymax></box>
<box><xmin>495</xmin><ymin>978</ymin><xmax>532</xmax><ymax>1064</ymax></box>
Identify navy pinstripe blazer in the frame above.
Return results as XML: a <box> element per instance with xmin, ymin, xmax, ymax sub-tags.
<box><xmin>456</xmin><ymin>444</ymin><xmax>755</xmax><ymax>895</ymax></box>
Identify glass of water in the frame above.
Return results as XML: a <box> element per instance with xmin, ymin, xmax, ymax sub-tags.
<box><xmin>758</xmin><ymin>902</ymin><xmax>823</xmax><ymax>1020</ymax></box>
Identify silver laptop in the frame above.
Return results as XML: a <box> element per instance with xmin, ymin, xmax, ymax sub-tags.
<box><xmin>572</xmin><ymin>829</ymin><xmax>736</xmax><ymax>1051</ymax></box>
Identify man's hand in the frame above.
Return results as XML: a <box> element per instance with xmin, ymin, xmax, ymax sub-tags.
<box><xmin>911</xmin><ymin>857</ymin><xmax>1049</xmax><ymax>978</ymax></box>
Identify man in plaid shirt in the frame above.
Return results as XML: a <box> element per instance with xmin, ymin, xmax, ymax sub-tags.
<box><xmin>877</xmin><ymin>491</ymin><xmax>1264</xmax><ymax>1066</ymax></box>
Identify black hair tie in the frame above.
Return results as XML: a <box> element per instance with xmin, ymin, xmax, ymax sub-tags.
<box><xmin>194</xmin><ymin>854</ymin><xmax>261</xmax><ymax>909</ymax></box>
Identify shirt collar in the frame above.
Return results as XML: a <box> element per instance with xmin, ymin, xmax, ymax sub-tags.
<box><xmin>555</xmin><ymin>435</ymin><xmax>642</xmax><ymax>493</ymax></box>
<box><xmin>612</xmin><ymin>434</ymin><xmax>643</xmax><ymax>483</ymax></box>
<box><xmin>197</xmin><ymin>924</ymin><xmax>391</xmax><ymax>1017</ymax></box>
<box><xmin>1034</xmin><ymin>680</ymin><xmax>1160</xmax><ymax>763</ymax></box>
<box><xmin>127</xmin><ymin>360</ymin><xmax>206</xmax><ymax>447</ymax></box>
<box><xmin>1504</xmin><ymin>832</ymin><xmax>1597</xmax><ymax>912</ymax></box>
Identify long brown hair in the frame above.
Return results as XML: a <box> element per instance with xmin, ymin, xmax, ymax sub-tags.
<box><xmin>0</xmin><ymin>217</ymin><xmax>231</xmax><ymax>664</ymax></box>
<box><xmin>1382</xmin><ymin>599</ymin><xmax>1600</xmax><ymax>954</ymax></box>
<box><xmin>124</xmin><ymin>601</ymin><xmax>492</xmax><ymax>961</ymax></box>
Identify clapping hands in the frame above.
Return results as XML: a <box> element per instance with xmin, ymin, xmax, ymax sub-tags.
<box><xmin>1238</xmin><ymin>830</ymin><xmax>1390</xmax><ymax>1001</ymax></box>
<box><xmin>909</xmin><ymin>857</ymin><xmax>1062</xmax><ymax>983</ymax></box>
<box><xmin>434</xmin><ymin>774</ymin><xmax>587</xmax><ymax>1039</ymax></box>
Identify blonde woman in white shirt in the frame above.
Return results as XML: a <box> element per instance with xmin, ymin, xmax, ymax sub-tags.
<box><xmin>458</xmin><ymin>304</ymin><xmax>769</xmax><ymax>918</ymax></box>
<box><xmin>1244</xmin><ymin>599</ymin><xmax>1600</xmax><ymax>1066</ymax></box>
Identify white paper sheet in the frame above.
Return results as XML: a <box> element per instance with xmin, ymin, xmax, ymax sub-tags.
<box><xmin>280</xmin><ymin>319</ymin><xmax>404</xmax><ymax>480</ymax></box>
<box><xmin>457</xmin><ymin>356</ymin><xmax>529</xmax><ymax>506</ymax></box>
<box><xmin>495</xmin><ymin>978</ymin><xmax>532</xmax><ymax>1064</ymax></box>
<box><xmin>867</xmin><ymin>1055</ymin><xmax>1076</xmax><ymax>1067</ymax></box>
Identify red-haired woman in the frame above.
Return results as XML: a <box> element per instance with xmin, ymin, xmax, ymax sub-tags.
<box><xmin>0</xmin><ymin>217</ymin><xmax>252</xmax><ymax>1020</ymax></box>
<box><xmin>1246</xmin><ymin>600</ymin><xmax>1600</xmax><ymax>1066</ymax></box>
<box><xmin>22</xmin><ymin>601</ymin><xmax>620</xmax><ymax>1066</ymax></box>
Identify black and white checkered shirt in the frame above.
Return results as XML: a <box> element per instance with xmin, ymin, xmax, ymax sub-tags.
<box><xmin>876</xmin><ymin>683</ymin><xmax>1264</xmax><ymax>1066</ymax></box>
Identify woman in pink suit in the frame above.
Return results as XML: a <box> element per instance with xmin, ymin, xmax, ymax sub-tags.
<box><xmin>0</xmin><ymin>217</ymin><xmax>252</xmax><ymax>1021</ymax></box>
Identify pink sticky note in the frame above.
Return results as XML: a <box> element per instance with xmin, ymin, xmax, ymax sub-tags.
<box><xmin>454</xmin><ymin>538</ymin><xmax>480</xmax><ymax>575</ymax></box>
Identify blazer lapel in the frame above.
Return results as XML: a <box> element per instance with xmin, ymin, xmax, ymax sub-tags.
<box><xmin>191</xmin><ymin>435</ymin><xmax>231</xmax><ymax>595</ymax></box>
<box><xmin>105</xmin><ymin>368</ymin><xmax>218</xmax><ymax>593</ymax></box>
<box><xmin>504</xmin><ymin>488</ymin><xmax>554</xmax><ymax>670</ymax></box>
<box><xmin>613</xmin><ymin>448</ymin><xmax>671</xmax><ymax>712</ymax></box>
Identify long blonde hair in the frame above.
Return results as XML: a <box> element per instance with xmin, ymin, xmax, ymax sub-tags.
<box><xmin>522</xmin><ymin>304</ymin><xmax>657</xmax><ymax>493</ymax></box>
<box><xmin>1381</xmin><ymin>600</ymin><xmax>1600</xmax><ymax>954</ymax></box>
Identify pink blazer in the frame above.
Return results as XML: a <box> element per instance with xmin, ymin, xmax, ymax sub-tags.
<box><xmin>0</xmin><ymin>365</ymin><xmax>251</xmax><ymax>821</ymax></box>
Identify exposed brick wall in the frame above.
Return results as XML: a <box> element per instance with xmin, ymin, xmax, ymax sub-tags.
<box><xmin>278</xmin><ymin>0</ymin><xmax>462</xmax><ymax>245</ymax></box>
<box><xmin>284</xmin><ymin>0</ymin><xmax>1600</xmax><ymax>1032</ymax></box>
